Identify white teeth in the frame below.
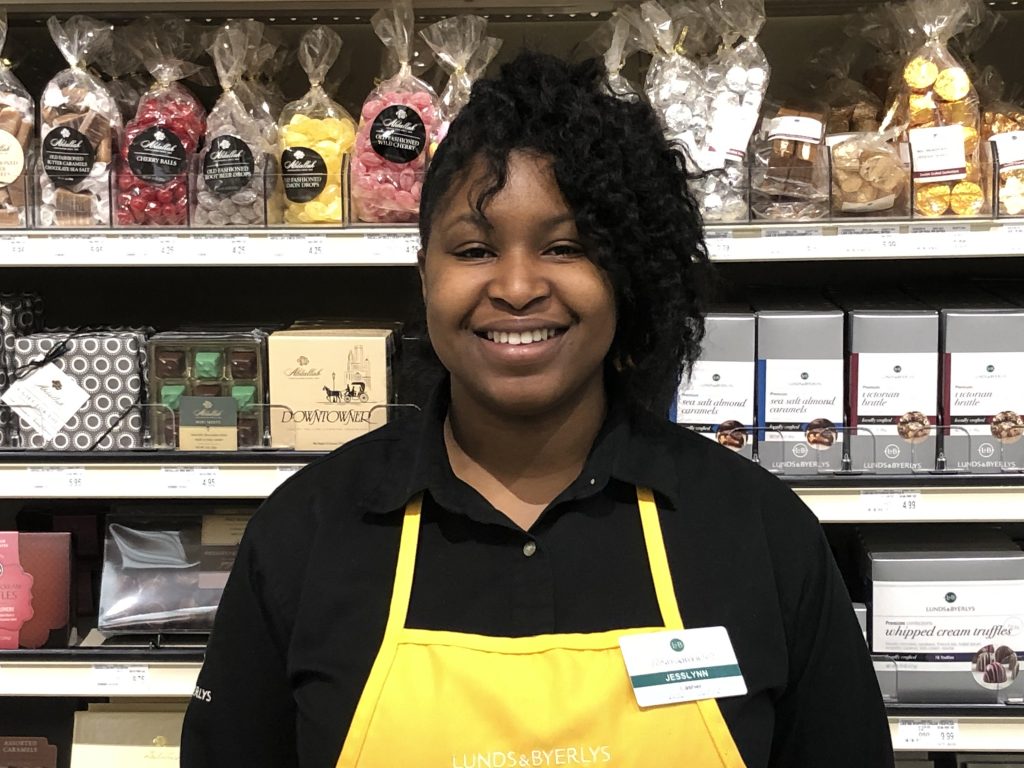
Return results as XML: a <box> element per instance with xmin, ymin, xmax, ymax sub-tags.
<box><xmin>484</xmin><ymin>329</ymin><xmax>559</xmax><ymax>345</ymax></box>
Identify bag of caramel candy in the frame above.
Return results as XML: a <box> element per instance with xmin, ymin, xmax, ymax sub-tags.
<box><xmin>977</xmin><ymin>71</ymin><xmax>1024</xmax><ymax>216</ymax></box>
<box><xmin>886</xmin><ymin>0</ymin><xmax>988</xmax><ymax>218</ymax></box>
<box><xmin>0</xmin><ymin>10</ymin><xmax>34</xmax><ymax>228</ymax></box>
<box><xmin>830</xmin><ymin>131</ymin><xmax>910</xmax><ymax>217</ymax></box>
<box><xmin>39</xmin><ymin>16</ymin><xmax>123</xmax><ymax>228</ymax></box>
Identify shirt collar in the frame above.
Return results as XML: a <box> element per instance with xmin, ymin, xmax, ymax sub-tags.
<box><xmin>360</xmin><ymin>376</ymin><xmax>681</xmax><ymax>517</ymax></box>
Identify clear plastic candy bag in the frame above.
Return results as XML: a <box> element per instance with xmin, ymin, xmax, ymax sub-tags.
<box><xmin>116</xmin><ymin>18</ymin><xmax>207</xmax><ymax>227</ymax></box>
<box><xmin>38</xmin><ymin>16</ymin><xmax>122</xmax><ymax>228</ymax></box>
<box><xmin>885</xmin><ymin>0</ymin><xmax>986</xmax><ymax>218</ymax></box>
<box><xmin>0</xmin><ymin>11</ymin><xmax>34</xmax><ymax>228</ymax></box>
<box><xmin>811</xmin><ymin>44</ymin><xmax>882</xmax><ymax>135</ymax></box>
<box><xmin>235</xmin><ymin>33</ymin><xmax>285</xmax><ymax>148</ymax></box>
<box><xmin>277</xmin><ymin>26</ymin><xmax>356</xmax><ymax>226</ymax></box>
<box><xmin>95</xmin><ymin>27</ymin><xmax>148</xmax><ymax>123</ymax></box>
<box><xmin>750</xmin><ymin>98</ymin><xmax>831</xmax><ymax>220</ymax></box>
<box><xmin>587</xmin><ymin>13</ymin><xmax>640</xmax><ymax>101</ymax></box>
<box><xmin>194</xmin><ymin>20</ymin><xmax>271</xmax><ymax>228</ymax></box>
<box><xmin>420</xmin><ymin>15</ymin><xmax>501</xmax><ymax>139</ymax></box>
<box><xmin>626</xmin><ymin>0</ymin><xmax>709</xmax><ymax>168</ymax></box>
<box><xmin>353</xmin><ymin>0</ymin><xmax>443</xmax><ymax>224</ymax></box>
<box><xmin>830</xmin><ymin>130</ymin><xmax>910</xmax><ymax>217</ymax></box>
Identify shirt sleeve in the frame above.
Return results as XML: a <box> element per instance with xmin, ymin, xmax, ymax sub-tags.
<box><xmin>762</xmin><ymin>480</ymin><xmax>895</xmax><ymax>767</ymax></box>
<box><xmin>180</xmin><ymin>529</ymin><xmax>299</xmax><ymax>768</ymax></box>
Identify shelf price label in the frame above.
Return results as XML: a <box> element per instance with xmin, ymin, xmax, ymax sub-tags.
<box><xmin>364</xmin><ymin>233</ymin><xmax>419</xmax><ymax>263</ymax></box>
<box><xmin>7</xmin><ymin>235</ymin><xmax>29</xmax><ymax>258</ymax></box>
<box><xmin>228</xmin><ymin>236</ymin><xmax>248</xmax><ymax>258</ymax></box>
<box><xmin>860</xmin><ymin>490</ymin><xmax>923</xmax><ymax>518</ymax></box>
<box><xmin>161</xmin><ymin>466</ymin><xmax>220</xmax><ymax>493</ymax></box>
<box><xmin>156</xmin><ymin>236</ymin><xmax>177</xmax><ymax>258</ymax></box>
<box><xmin>836</xmin><ymin>225</ymin><xmax>900</xmax><ymax>256</ymax></box>
<box><xmin>908</xmin><ymin>223</ymin><xmax>971</xmax><ymax>256</ymax></box>
<box><xmin>762</xmin><ymin>227</ymin><xmax>822</xmax><ymax>258</ymax></box>
<box><xmin>92</xmin><ymin>664</ymin><xmax>149</xmax><ymax>690</ymax></box>
<box><xmin>304</xmin><ymin>236</ymin><xmax>327</xmax><ymax>258</ymax></box>
<box><xmin>895</xmin><ymin>718</ymin><xmax>958</xmax><ymax>749</ymax></box>
<box><xmin>704</xmin><ymin>230</ymin><xmax>733</xmax><ymax>260</ymax></box>
<box><xmin>24</xmin><ymin>466</ymin><xmax>86</xmax><ymax>493</ymax></box>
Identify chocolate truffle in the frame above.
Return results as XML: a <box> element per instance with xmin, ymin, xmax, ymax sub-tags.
<box><xmin>231</xmin><ymin>385</ymin><xmax>257</xmax><ymax>411</ymax></box>
<box><xmin>984</xmin><ymin>661</ymin><xmax>1008</xmax><ymax>684</ymax></box>
<box><xmin>229</xmin><ymin>349</ymin><xmax>258</xmax><ymax>379</ymax></box>
<box><xmin>237</xmin><ymin>416</ymin><xmax>260</xmax><ymax>448</ymax></box>
<box><xmin>156</xmin><ymin>349</ymin><xmax>186</xmax><ymax>378</ymax></box>
<box><xmin>194</xmin><ymin>351</ymin><xmax>223</xmax><ymax>380</ymax></box>
<box><xmin>160</xmin><ymin>384</ymin><xmax>186</xmax><ymax>411</ymax></box>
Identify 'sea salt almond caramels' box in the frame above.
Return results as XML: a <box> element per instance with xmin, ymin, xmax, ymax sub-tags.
<box><xmin>268</xmin><ymin>328</ymin><xmax>394</xmax><ymax>451</ymax></box>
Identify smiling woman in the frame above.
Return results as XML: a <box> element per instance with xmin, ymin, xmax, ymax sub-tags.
<box><xmin>182</xmin><ymin>53</ymin><xmax>894</xmax><ymax>768</ymax></box>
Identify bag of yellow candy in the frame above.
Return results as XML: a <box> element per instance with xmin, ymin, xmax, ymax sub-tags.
<box><xmin>886</xmin><ymin>0</ymin><xmax>989</xmax><ymax>218</ymax></box>
<box><xmin>278</xmin><ymin>26</ymin><xmax>356</xmax><ymax>225</ymax></box>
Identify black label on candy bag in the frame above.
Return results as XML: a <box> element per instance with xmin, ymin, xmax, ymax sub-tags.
<box><xmin>282</xmin><ymin>147</ymin><xmax>327</xmax><ymax>203</ymax></box>
<box><xmin>42</xmin><ymin>126</ymin><xmax>95</xmax><ymax>187</ymax></box>
<box><xmin>203</xmin><ymin>135</ymin><xmax>255</xmax><ymax>196</ymax></box>
<box><xmin>370</xmin><ymin>105</ymin><xmax>426</xmax><ymax>164</ymax></box>
<box><xmin>128</xmin><ymin>126</ymin><xmax>187</xmax><ymax>185</ymax></box>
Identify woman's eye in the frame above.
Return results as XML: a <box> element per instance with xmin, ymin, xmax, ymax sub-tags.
<box><xmin>453</xmin><ymin>246</ymin><xmax>494</xmax><ymax>260</ymax></box>
<box><xmin>545</xmin><ymin>243</ymin><xmax>585</xmax><ymax>259</ymax></box>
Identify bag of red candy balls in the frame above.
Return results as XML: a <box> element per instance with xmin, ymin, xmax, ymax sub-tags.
<box><xmin>352</xmin><ymin>0</ymin><xmax>442</xmax><ymax>224</ymax></box>
<box><xmin>116</xmin><ymin>18</ymin><xmax>206</xmax><ymax>227</ymax></box>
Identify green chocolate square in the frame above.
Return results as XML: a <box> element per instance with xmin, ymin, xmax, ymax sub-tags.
<box><xmin>161</xmin><ymin>384</ymin><xmax>186</xmax><ymax>411</ymax></box>
<box><xmin>231</xmin><ymin>385</ymin><xmax>257</xmax><ymax>411</ymax></box>
<box><xmin>194</xmin><ymin>351</ymin><xmax>223</xmax><ymax>380</ymax></box>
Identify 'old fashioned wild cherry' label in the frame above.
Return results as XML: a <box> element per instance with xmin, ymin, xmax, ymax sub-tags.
<box><xmin>0</xmin><ymin>532</ymin><xmax>35</xmax><ymax>650</ymax></box>
<box><xmin>203</xmin><ymin>135</ymin><xmax>255</xmax><ymax>196</ymax></box>
<box><xmin>282</xmin><ymin>147</ymin><xmax>327</xmax><ymax>203</ymax></box>
<box><xmin>42</xmin><ymin>127</ymin><xmax>95</xmax><ymax>187</ymax></box>
<box><xmin>128</xmin><ymin>126</ymin><xmax>187</xmax><ymax>185</ymax></box>
<box><xmin>370</xmin><ymin>105</ymin><xmax>426</xmax><ymax>164</ymax></box>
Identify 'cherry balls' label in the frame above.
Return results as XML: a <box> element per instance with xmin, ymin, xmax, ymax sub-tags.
<box><xmin>203</xmin><ymin>135</ymin><xmax>255</xmax><ymax>196</ymax></box>
<box><xmin>370</xmin><ymin>105</ymin><xmax>426</xmax><ymax>164</ymax></box>
<box><xmin>42</xmin><ymin>127</ymin><xmax>95</xmax><ymax>188</ymax></box>
<box><xmin>128</xmin><ymin>126</ymin><xmax>187</xmax><ymax>185</ymax></box>
<box><xmin>282</xmin><ymin>147</ymin><xmax>327</xmax><ymax>203</ymax></box>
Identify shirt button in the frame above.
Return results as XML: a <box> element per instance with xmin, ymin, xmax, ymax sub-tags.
<box><xmin>522</xmin><ymin>540</ymin><xmax>537</xmax><ymax>558</ymax></box>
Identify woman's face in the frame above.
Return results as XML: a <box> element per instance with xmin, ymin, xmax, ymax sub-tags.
<box><xmin>421</xmin><ymin>150</ymin><xmax>616</xmax><ymax>418</ymax></box>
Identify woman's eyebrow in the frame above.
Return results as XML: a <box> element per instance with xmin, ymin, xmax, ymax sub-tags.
<box><xmin>448</xmin><ymin>211</ymin><xmax>493</xmax><ymax>230</ymax></box>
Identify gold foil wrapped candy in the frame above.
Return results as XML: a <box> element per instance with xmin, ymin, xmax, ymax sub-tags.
<box><xmin>915</xmin><ymin>183</ymin><xmax>951</xmax><ymax>216</ymax></box>
<box><xmin>949</xmin><ymin>180</ymin><xmax>984</xmax><ymax>216</ymax></box>
<box><xmin>904</xmin><ymin>57</ymin><xmax>938</xmax><ymax>91</ymax></box>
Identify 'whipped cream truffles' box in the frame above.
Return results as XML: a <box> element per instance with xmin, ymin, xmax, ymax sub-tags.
<box><xmin>673</xmin><ymin>311</ymin><xmax>755</xmax><ymax>459</ymax></box>
<box><xmin>754</xmin><ymin>307</ymin><xmax>844</xmax><ymax>474</ymax></box>
<box><xmin>268</xmin><ymin>328</ymin><xmax>394</xmax><ymax>451</ymax></box>
<box><xmin>941</xmin><ymin>309</ymin><xmax>1024</xmax><ymax>473</ymax></box>
<box><xmin>862</xmin><ymin>527</ymin><xmax>1024</xmax><ymax>703</ymax></box>
<box><xmin>848</xmin><ymin>309</ymin><xmax>939</xmax><ymax>473</ymax></box>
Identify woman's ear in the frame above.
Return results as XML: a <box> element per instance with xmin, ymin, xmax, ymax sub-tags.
<box><xmin>417</xmin><ymin>248</ymin><xmax>427</xmax><ymax>302</ymax></box>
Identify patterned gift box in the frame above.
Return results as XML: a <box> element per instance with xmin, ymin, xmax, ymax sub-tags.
<box><xmin>0</xmin><ymin>292</ymin><xmax>43</xmax><ymax>448</ymax></box>
<box><xmin>11</xmin><ymin>330</ymin><xmax>147</xmax><ymax>451</ymax></box>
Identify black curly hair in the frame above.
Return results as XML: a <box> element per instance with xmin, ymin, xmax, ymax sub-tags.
<box><xmin>418</xmin><ymin>51</ymin><xmax>712</xmax><ymax>416</ymax></box>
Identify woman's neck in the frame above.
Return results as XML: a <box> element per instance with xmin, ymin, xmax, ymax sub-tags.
<box><xmin>444</xmin><ymin>377</ymin><xmax>607</xmax><ymax>530</ymax></box>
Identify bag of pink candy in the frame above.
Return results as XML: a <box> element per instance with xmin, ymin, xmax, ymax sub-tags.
<box><xmin>352</xmin><ymin>0</ymin><xmax>442</xmax><ymax>224</ymax></box>
<box><xmin>116</xmin><ymin>18</ymin><xmax>207</xmax><ymax>227</ymax></box>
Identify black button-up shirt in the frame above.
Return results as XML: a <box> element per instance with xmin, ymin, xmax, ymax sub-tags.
<box><xmin>181</xmin><ymin>383</ymin><xmax>894</xmax><ymax>767</ymax></box>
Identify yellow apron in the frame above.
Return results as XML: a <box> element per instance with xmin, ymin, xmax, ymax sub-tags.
<box><xmin>337</xmin><ymin>487</ymin><xmax>747</xmax><ymax>768</ymax></box>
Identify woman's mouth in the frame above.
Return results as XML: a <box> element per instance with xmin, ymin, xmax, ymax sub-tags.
<box><xmin>478</xmin><ymin>328</ymin><xmax>566</xmax><ymax>346</ymax></box>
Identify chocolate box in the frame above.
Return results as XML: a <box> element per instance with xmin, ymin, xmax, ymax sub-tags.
<box><xmin>71</xmin><ymin>709</ymin><xmax>184</xmax><ymax>768</ymax></box>
<box><xmin>0</xmin><ymin>737</ymin><xmax>58</xmax><ymax>768</ymax></box>
<box><xmin>847</xmin><ymin>308</ymin><xmax>940</xmax><ymax>473</ymax></box>
<box><xmin>673</xmin><ymin>311</ymin><xmax>755</xmax><ymax>460</ymax></box>
<box><xmin>0</xmin><ymin>531</ymin><xmax>72</xmax><ymax>649</ymax></box>
<box><xmin>8</xmin><ymin>330</ymin><xmax>146</xmax><ymax>451</ymax></box>
<box><xmin>0</xmin><ymin>292</ymin><xmax>42</xmax><ymax>448</ymax></box>
<box><xmin>940</xmin><ymin>308</ymin><xmax>1024</xmax><ymax>473</ymax></box>
<box><xmin>98</xmin><ymin>512</ymin><xmax>250</xmax><ymax>634</ymax></box>
<box><xmin>147</xmin><ymin>330</ymin><xmax>268</xmax><ymax>450</ymax></box>
<box><xmin>753</xmin><ymin>302</ymin><xmax>845</xmax><ymax>474</ymax></box>
<box><xmin>268</xmin><ymin>327</ymin><xmax>394</xmax><ymax>451</ymax></box>
<box><xmin>862</xmin><ymin>526</ymin><xmax>1024</xmax><ymax>704</ymax></box>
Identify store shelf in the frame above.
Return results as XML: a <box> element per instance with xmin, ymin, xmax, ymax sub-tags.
<box><xmin>0</xmin><ymin>228</ymin><xmax>420</xmax><ymax>267</ymax></box>
<box><xmin>0</xmin><ymin>659</ymin><xmax>200</xmax><ymax>698</ymax></box>
<box><xmin>888</xmin><ymin>708</ymin><xmax>1024</xmax><ymax>752</ymax></box>
<box><xmin>705</xmin><ymin>219</ymin><xmax>1024</xmax><ymax>262</ymax></box>
<box><xmin>0</xmin><ymin>455</ymin><xmax>311</xmax><ymax>498</ymax></box>
<box><xmin>3</xmin><ymin>220</ymin><xmax>1024</xmax><ymax>266</ymax></box>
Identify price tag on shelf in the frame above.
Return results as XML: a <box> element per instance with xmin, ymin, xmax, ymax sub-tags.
<box><xmin>908</xmin><ymin>223</ymin><xmax>971</xmax><ymax>256</ymax></box>
<box><xmin>836</xmin><ymin>225</ymin><xmax>900</xmax><ymax>256</ymax></box>
<box><xmin>92</xmin><ymin>664</ymin><xmax>149</xmax><ymax>690</ymax></box>
<box><xmin>160</xmin><ymin>466</ymin><xmax>220</xmax><ymax>493</ymax></box>
<box><xmin>860</xmin><ymin>490</ymin><xmax>923</xmax><ymax>518</ymax></box>
<box><xmin>24</xmin><ymin>466</ymin><xmax>86</xmax><ymax>493</ymax></box>
<box><xmin>704</xmin><ymin>230</ymin><xmax>733</xmax><ymax>260</ymax></box>
<box><xmin>364</xmin><ymin>232</ymin><xmax>420</xmax><ymax>263</ymax></box>
<box><xmin>762</xmin><ymin>227</ymin><xmax>822</xmax><ymax>258</ymax></box>
<box><xmin>86</xmin><ymin>237</ymin><xmax>106</xmax><ymax>257</ymax></box>
<box><xmin>895</xmin><ymin>718</ymin><xmax>958</xmax><ymax>749</ymax></box>
<box><xmin>156</xmin><ymin>236</ymin><xmax>178</xmax><ymax>259</ymax></box>
<box><xmin>119</xmin><ymin>235</ymin><xmax>148</xmax><ymax>259</ymax></box>
<box><xmin>228</xmin><ymin>236</ymin><xmax>249</xmax><ymax>258</ymax></box>
<box><xmin>303</xmin><ymin>235</ymin><xmax>327</xmax><ymax>259</ymax></box>
<box><xmin>6</xmin><ymin>235</ymin><xmax>29</xmax><ymax>259</ymax></box>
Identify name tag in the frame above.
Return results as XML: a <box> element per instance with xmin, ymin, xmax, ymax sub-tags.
<box><xmin>619</xmin><ymin>626</ymin><xmax>747</xmax><ymax>708</ymax></box>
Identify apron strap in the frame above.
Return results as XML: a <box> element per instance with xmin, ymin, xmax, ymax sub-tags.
<box><xmin>636</xmin><ymin>487</ymin><xmax>685</xmax><ymax>630</ymax></box>
<box><xmin>386</xmin><ymin>493</ymin><xmax>424</xmax><ymax>634</ymax></box>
